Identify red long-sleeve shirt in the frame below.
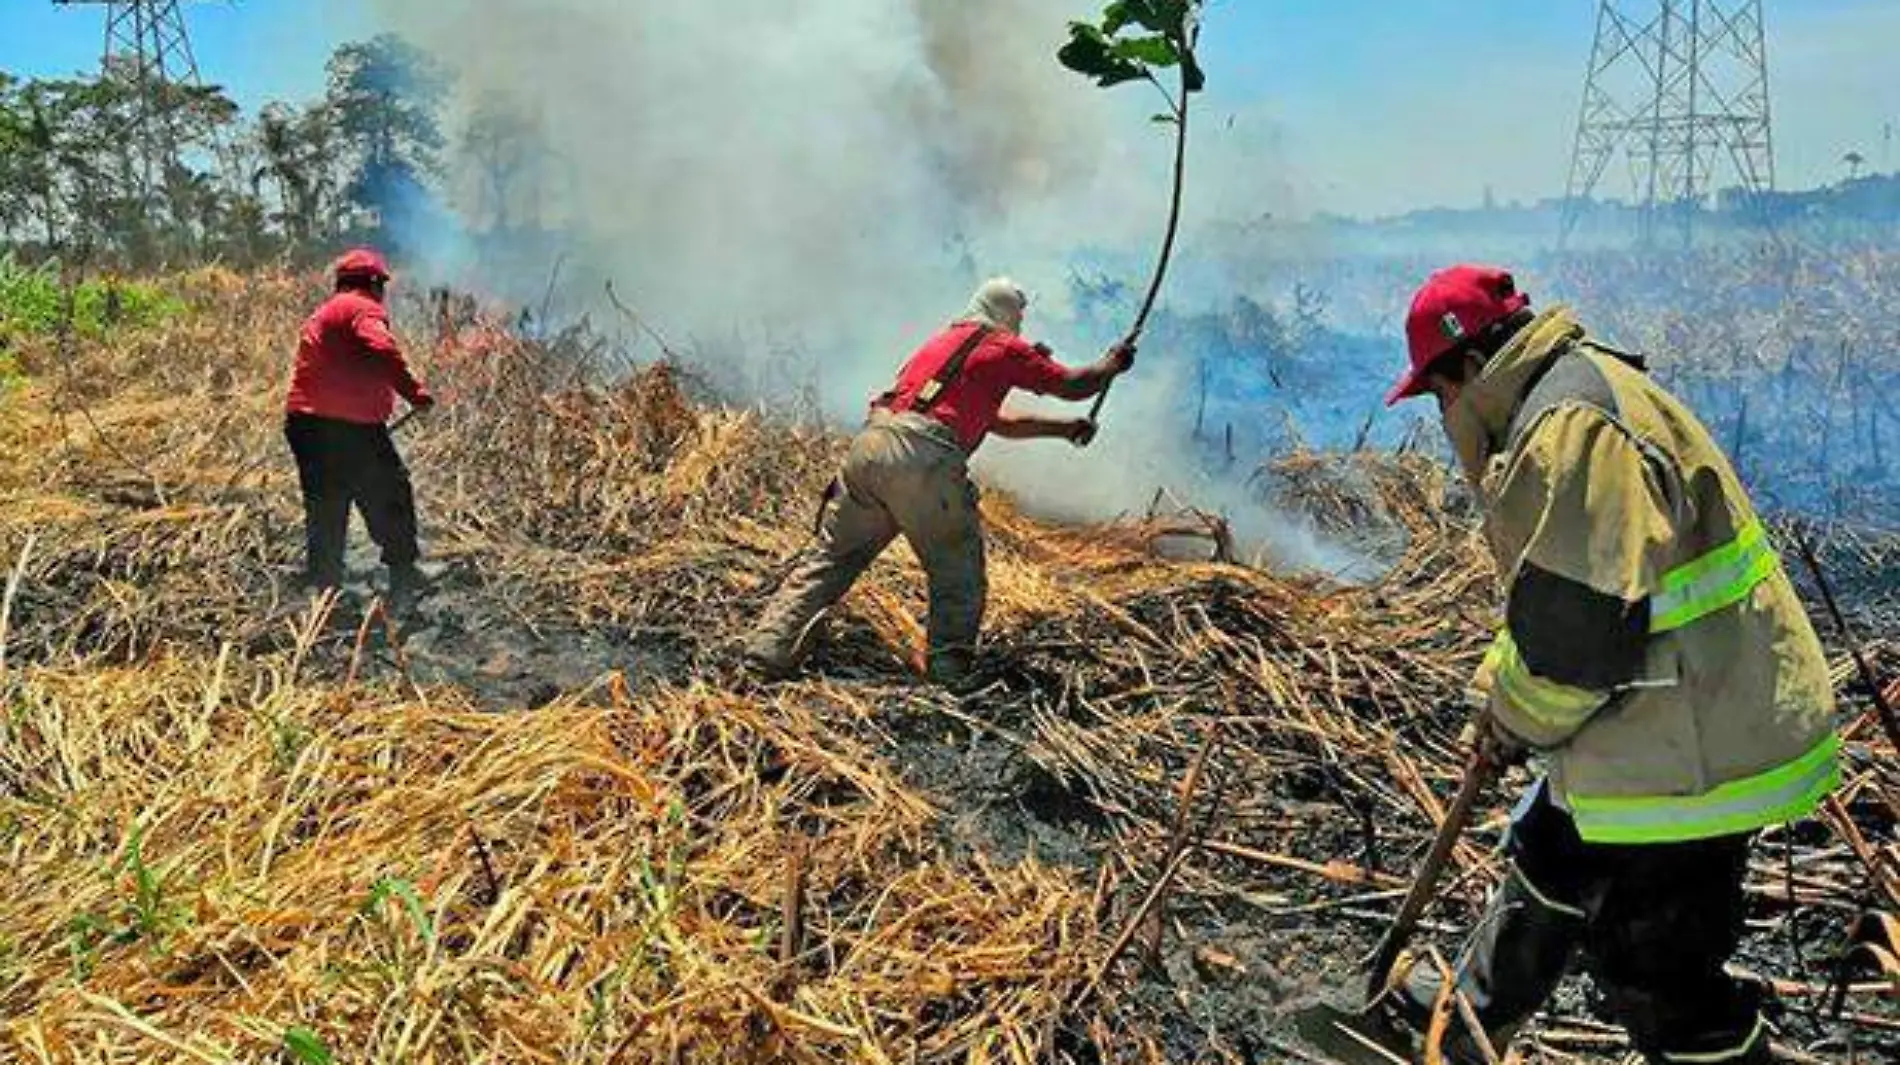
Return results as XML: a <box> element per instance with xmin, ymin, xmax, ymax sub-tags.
<box><xmin>285</xmin><ymin>290</ymin><xmax>429</xmax><ymax>425</ymax></box>
<box><xmin>881</xmin><ymin>322</ymin><xmax>1072</xmax><ymax>451</ymax></box>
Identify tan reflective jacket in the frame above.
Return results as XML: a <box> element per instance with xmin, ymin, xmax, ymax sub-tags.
<box><xmin>1450</xmin><ymin>308</ymin><xmax>1838</xmax><ymax>844</ymax></box>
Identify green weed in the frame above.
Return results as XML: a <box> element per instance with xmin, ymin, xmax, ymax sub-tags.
<box><xmin>361</xmin><ymin>875</ymin><xmax>434</xmax><ymax>949</ymax></box>
<box><xmin>0</xmin><ymin>253</ymin><xmax>187</xmax><ymax>342</ymax></box>
<box><xmin>63</xmin><ymin>825</ymin><xmax>192</xmax><ymax>980</ymax></box>
<box><xmin>253</xmin><ymin>706</ymin><xmax>313</xmax><ymax>771</ymax></box>
<box><xmin>282</xmin><ymin>1026</ymin><xmax>335</xmax><ymax>1065</ymax></box>
<box><xmin>65</xmin><ymin>912</ymin><xmax>110</xmax><ymax>980</ymax></box>
<box><xmin>117</xmin><ymin>824</ymin><xmax>187</xmax><ymax>942</ymax></box>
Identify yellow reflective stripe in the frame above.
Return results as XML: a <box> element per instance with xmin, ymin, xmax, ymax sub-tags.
<box><xmin>1568</xmin><ymin>732</ymin><xmax>1841</xmax><ymax>844</ymax></box>
<box><xmin>1660</xmin><ymin>1015</ymin><xmax>1765</xmax><ymax>1063</ymax></box>
<box><xmin>1659</xmin><ymin>519</ymin><xmax>1764</xmax><ymax>591</ymax></box>
<box><xmin>1487</xmin><ymin>631</ymin><xmax>1608</xmax><ymax>733</ymax></box>
<box><xmin>1651</xmin><ymin>519</ymin><xmax>1778</xmax><ymax>632</ymax></box>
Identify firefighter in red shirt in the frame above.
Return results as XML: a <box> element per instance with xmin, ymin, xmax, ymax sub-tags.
<box><xmin>284</xmin><ymin>249</ymin><xmax>435</xmax><ymax>610</ymax></box>
<box><xmin>747</xmin><ymin>277</ymin><xmax>1134</xmax><ymax>685</ymax></box>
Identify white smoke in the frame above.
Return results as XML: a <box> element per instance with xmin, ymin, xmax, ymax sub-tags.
<box><xmin>367</xmin><ymin>0</ymin><xmax>1362</xmax><ymax>575</ymax></box>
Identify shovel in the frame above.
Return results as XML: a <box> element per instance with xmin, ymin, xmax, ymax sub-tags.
<box><xmin>1295</xmin><ymin>746</ymin><xmax>1502</xmax><ymax>1064</ymax></box>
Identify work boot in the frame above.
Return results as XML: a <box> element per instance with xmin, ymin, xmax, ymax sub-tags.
<box><xmin>743</xmin><ymin>649</ymin><xmax>800</xmax><ymax>682</ymax></box>
<box><xmin>1608</xmin><ymin>981</ymin><xmax>1773</xmax><ymax>1065</ymax></box>
<box><xmin>743</xmin><ymin>613</ymin><xmax>828</xmax><ymax>682</ymax></box>
<box><xmin>385</xmin><ymin>562</ymin><xmax>436</xmax><ymax>615</ymax></box>
<box><xmin>1395</xmin><ymin>863</ymin><xmax>1584</xmax><ymax>1063</ymax></box>
<box><xmin>297</xmin><ymin>565</ymin><xmax>344</xmax><ymax>594</ymax></box>
<box><xmin>1626</xmin><ymin>1023</ymin><xmax>1776</xmax><ymax>1065</ymax></box>
<box><xmin>925</xmin><ymin>647</ymin><xmax>982</xmax><ymax>693</ymax></box>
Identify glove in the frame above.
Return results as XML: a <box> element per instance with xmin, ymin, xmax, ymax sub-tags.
<box><xmin>1475</xmin><ymin>713</ymin><xmax>1531</xmax><ymax>768</ymax></box>
<box><xmin>409</xmin><ymin>390</ymin><xmax>437</xmax><ymax>412</ymax></box>
<box><xmin>1065</xmin><ymin>419</ymin><xmax>1099</xmax><ymax>448</ymax></box>
<box><xmin>1104</xmin><ymin>340</ymin><xmax>1137</xmax><ymax>375</ymax></box>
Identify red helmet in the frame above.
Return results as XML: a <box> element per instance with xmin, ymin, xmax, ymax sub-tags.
<box><xmin>333</xmin><ymin>247</ymin><xmax>392</xmax><ymax>283</ymax></box>
<box><xmin>1386</xmin><ymin>264</ymin><xmax>1530</xmax><ymax>406</ymax></box>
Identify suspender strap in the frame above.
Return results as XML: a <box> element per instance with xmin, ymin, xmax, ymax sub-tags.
<box><xmin>910</xmin><ymin>325</ymin><xmax>992</xmax><ymax>413</ymax></box>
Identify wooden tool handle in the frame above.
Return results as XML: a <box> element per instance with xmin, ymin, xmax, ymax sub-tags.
<box><xmin>1363</xmin><ymin>750</ymin><xmax>1500</xmax><ymax>1000</ymax></box>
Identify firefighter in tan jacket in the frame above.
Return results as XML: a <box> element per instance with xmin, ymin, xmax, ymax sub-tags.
<box><xmin>1382</xmin><ymin>266</ymin><xmax>1839</xmax><ymax>1064</ymax></box>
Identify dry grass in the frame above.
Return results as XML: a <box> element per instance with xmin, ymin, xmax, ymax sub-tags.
<box><xmin>1</xmin><ymin>639</ymin><xmax>1097</xmax><ymax>1063</ymax></box>
<box><xmin>0</xmin><ymin>270</ymin><xmax>1892</xmax><ymax>1063</ymax></box>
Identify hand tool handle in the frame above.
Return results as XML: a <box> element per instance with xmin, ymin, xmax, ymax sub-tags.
<box><xmin>1791</xmin><ymin>522</ymin><xmax>1900</xmax><ymax>755</ymax></box>
<box><xmin>1364</xmin><ymin>750</ymin><xmax>1500</xmax><ymax>1000</ymax></box>
<box><xmin>1084</xmin><ymin>330</ymin><xmax>1140</xmax><ymax>423</ymax></box>
<box><xmin>389</xmin><ymin>406</ymin><xmax>424</xmax><ymax>434</ymax></box>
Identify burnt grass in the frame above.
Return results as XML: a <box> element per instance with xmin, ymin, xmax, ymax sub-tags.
<box><xmin>332</xmin><ymin>538</ymin><xmax>1898</xmax><ymax>1062</ymax></box>
<box><xmin>2</xmin><ymin>282</ymin><xmax>1893</xmax><ymax>1061</ymax></box>
<box><xmin>8</xmin><ymin>486</ymin><xmax>1895</xmax><ymax>1062</ymax></box>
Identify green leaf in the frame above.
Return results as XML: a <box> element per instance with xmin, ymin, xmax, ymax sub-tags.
<box><xmin>363</xmin><ymin>876</ymin><xmax>435</xmax><ymax>948</ymax></box>
<box><xmin>1111</xmin><ymin>35</ymin><xmax>1181</xmax><ymax>68</ymax></box>
<box><xmin>1156</xmin><ymin>0</ymin><xmax>1195</xmax><ymax>34</ymax></box>
<box><xmin>283</xmin><ymin>1028</ymin><xmax>334</xmax><ymax>1065</ymax></box>
<box><xmin>1058</xmin><ymin>24</ymin><xmax>1148</xmax><ymax>87</ymax></box>
<box><xmin>1057</xmin><ymin>24</ymin><xmax>1103</xmax><ymax>72</ymax></box>
<box><xmin>1106</xmin><ymin>0</ymin><xmax>1183</xmax><ymax>36</ymax></box>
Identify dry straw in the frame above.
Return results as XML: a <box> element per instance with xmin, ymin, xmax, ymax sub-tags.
<box><xmin>0</xmin><ymin>270</ymin><xmax>1891</xmax><ymax>1062</ymax></box>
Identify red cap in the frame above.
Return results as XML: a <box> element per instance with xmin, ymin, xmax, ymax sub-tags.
<box><xmin>333</xmin><ymin>247</ymin><xmax>392</xmax><ymax>282</ymax></box>
<box><xmin>1387</xmin><ymin>264</ymin><xmax>1530</xmax><ymax>406</ymax></box>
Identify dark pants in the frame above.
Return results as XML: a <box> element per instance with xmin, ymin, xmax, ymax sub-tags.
<box><xmin>284</xmin><ymin>413</ymin><xmax>419</xmax><ymax>587</ymax></box>
<box><xmin>1412</xmin><ymin>783</ymin><xmax>1765</xmax><ymax>1063</ymax></box>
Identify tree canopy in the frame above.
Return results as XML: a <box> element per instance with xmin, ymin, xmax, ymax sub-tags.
<box><xmin>0</xmin><ymin>32</ymin><xmax>456</xmax><ymax>268</ymax></box>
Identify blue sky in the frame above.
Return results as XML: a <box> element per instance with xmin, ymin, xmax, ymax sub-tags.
<box><xmin>1190</xmin><ymin>0</ymin><xmax>1900</xmax><ymax>213</ymax></box>
<box><xmin>1</xmin><ymin>1</ymin><xmax>374</xmax><ymax>105</ymax></box>
<box><xmin>3</xmin><ymin>1</ymin><xmax>1895</xmax><ymax>216</ymax></box>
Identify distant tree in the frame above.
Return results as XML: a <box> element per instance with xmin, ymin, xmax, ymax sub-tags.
<box><xmin>1068</xmin><ymin>269</ymin><xmax>1132</xmax><ymax>330</ymax></box>
<box><xmin>460</xmin><ymin>92</ymin><xmax>544</xmax><ymax>234</ymax></box>
<box><xmin>0</xmin><ymin>62</ymin><xmax>238</xmax><ymax>261</ymax></box>
<box><xmin>150</xmin><ymin>74</ymin><xmax>242</xmax><ymax>247</ymax></box>
<box><xmin>0</xmin><ymin>73</ymin><xmax>45</xmax><ymax>243</ymax></box>
<box><xmin>252</xmin><ymin>101</ymin><xmax>341</xmax><ymax>243</ymax></box>
<box><xmin>37</xmin><ymin>72</ymin><xmax>142</xmax><ymax>254</ymax></box>
<box><xmin>19</xmin><ymin>88</ymin><xmax>70</xmax><ymax>249</ymax></box>
<box><xmin>71</xmin><ymin>59</ymin><xmax>240</xmax><ymax>260</ymax></box>
<box><xmin>253</xmin><ymin>105</ymin><xmax>305</xmax><ymax>235</ymax></box>
<box><xmin>1843</xmin><ymin>151</ymin><xmax>1866</xmax><ymax>181</ymax></box>
<box><xmin>324</xmin><ymin>34</ymin><xmax>451</xmax><ymax>230</ymax></box>
<box><xmin>1224</xmin><ymin>285</ymin><xmax>1325</xmax><ymax>388</ymax></box>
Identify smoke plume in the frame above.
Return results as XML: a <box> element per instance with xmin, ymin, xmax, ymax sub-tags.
<box><xmin>367</xmin><ymin>0</ymin><xmax>1360</xmax><ymax>574</ymax></box>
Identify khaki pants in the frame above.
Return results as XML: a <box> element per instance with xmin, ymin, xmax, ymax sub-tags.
<box><xmin>748</xmin><ymin>411</ymin><xmax>986</xmax><ymax>680</ymax></box>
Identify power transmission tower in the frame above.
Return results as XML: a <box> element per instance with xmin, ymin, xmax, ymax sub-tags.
<box><xmin>51</xmin><ymin>1</ymin><xmax>228</xmax><ymax>193</ymax></box>
<box><xmin>1561</xmin><ymin>1</ymin><xmax>1776</xmax><ymax>248</ymax></box>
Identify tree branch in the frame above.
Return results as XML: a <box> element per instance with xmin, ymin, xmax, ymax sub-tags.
<box><xmin>1089</xmin><ymin>33</ymin><xmax>1195</xmax><ymax>423</ymax></box>
<box><xmin>1142</xmin><ymin>70</ymin><xmax>1181</xmax><ymax>119</ymax></box>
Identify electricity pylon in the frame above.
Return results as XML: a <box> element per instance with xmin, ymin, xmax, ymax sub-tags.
<box><xmin>51</xmin><ymin>1</ymin><xmax>229</xmax><ymax>194</ymax></box>
<box><xmin>1561</xmin><ymin>1</ymin><xmax>1776</xmax><ymax>247</ymax></box>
